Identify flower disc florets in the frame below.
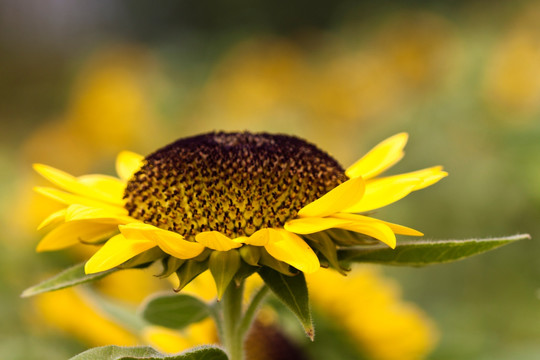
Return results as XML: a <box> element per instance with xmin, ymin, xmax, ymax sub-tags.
<box><xmin>124</xmin><ymin>132</ymin><xmax>348</xmax><ymax>240</ymax></box>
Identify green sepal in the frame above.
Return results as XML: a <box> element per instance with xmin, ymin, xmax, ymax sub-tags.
<box><xmin>304</xmin><ymin>233</ymin><xmax>348</xmax><ymax>275</ymax></box>
<box><xmin>119</xmin><ymin>247</ymin><xmax>165</xmax><ymax>270</ymax></box>
<box><xmin>318</xmin><ymin>258</ymin><xmax>330</xmax><ymax>269</ymax></box>
<box><xmin>175</xmin><ymin>260</ymin><xmax>209</xmax><ymax>293</ymax></box>
<box><xmin>325</xmin><ymin>228</ymin><xmax>378</xmax><ymax>246</ymax></box>
<box><xmin>258</xmin><ymin>249</ymin><xmax>296</xmax><ymax>276</ymax></box>
<box><xmin>21</xmin><ymin>262</ymin><xmax>117</xmax><ymax>298</ymax></box>
<box><xmin>339</xmin><ymin>234</ymin><xmax>530</xmax><ymax>266</ymax></box>
<box><xmin>258</xmin><ymin>267</ymin><xmax>314</xmax><ymax>340</ymax></box>
<box><xmin>156</xmin><ymin>256</ymin><xmax>185</xmax><ymax>279</ymax></box>
<box><xmin>193</xmin><ymin>248</ymin><xmax>212</xmax><ymax>262</ymax></box>
<box><xmin>209</xmin><ymin>250</ymin><xmax>241</xmax><ymax>300</ymax></box>
<box><xmin>69</xmin><ymin>345</ymin><xmax>228</xmax><ymax>360</ymax></box>
<box><xmin>140</xmin><ymin>293</ymin><xmax>210</xmax><ymax>330</ymax></box>
<box><xmin>239</xmin><ymin>245</ymin><xmax>261</xmax><ymax>266</ymax></box>
<box><xmin>233</xmin><ymin>260</ymin><xmax>258</xmax><ymax>286</ymax></box>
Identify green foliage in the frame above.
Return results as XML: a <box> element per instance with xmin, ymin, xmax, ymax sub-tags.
<box><xmin>174</xmin><ymin>259</ymin><xmax>209</xmax><ymax>292</ymax></box>
<box><xmin>238</xmin><ymin>246</ymin><xmax>260</xmax><ymax>267</ymax></box>
<box><xmin>306</xmin><ymin>309</ymin><xmax>370</xmax><ymax>360</ymax></box>
<box><xmin>339</xmin><ymin>234</ymin><xmax>530</xmax><ymax>266</ymax></box>
<box><xmin>119</xmin><ymin>247</ymin><xmax>166</xmax><ymax>269</ymax></box>
<box><xmin>258</xmin><ymin>267</ymin><xmax>314</xmax><ymax>340</ymax></box>
<box><xmin>156</xmin><ymin>257</ymin><xmax>185</xmax><ymax>279</ymax></box>
<box><xmin>69</xmin><ymin>345</ymin><xmax>228</xmax><ymax>360</ymax></box>
<box><xmin>140</xmin><ymin>293</ymin><xmax>211</xmax><ymax>330</ymax></box>
<box><xmin>84</xmin><ymin>289</ymin><xmax>148</xmax><ymax>332</ymax></box>
<box><xmin>258</xmin><ymin>249</ymin><xmax>296</xmax><ymax>276</ymax></box>
<box><xmin>21</xmin><ymin>262</ymin><xmax>117</xmax><ymax>298</ymax></box>
<box><xmin>304</xmin><ymin>232</ymin><xmax>348</xmax><ymax>275</ymax></box>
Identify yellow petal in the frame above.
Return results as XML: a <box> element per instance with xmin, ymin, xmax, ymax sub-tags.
<box><xmin>78</xmin><ymin>174</ymin><xmax>126</xmax><ymax>200</ymax></box>
<box><xmin>116</xmin><ymin>151</ymin><xmax>144</xmax><ymax>181</ymax></box>
<box><xmin>232</xmin><ymin>236</ymin><xmax>250</xmax><ymax>244</ymax></box>
<box><xmin>33</xmin><ymin>164</ymin><xmax>122</xmax><ymax>205</ymax></box>
<box><xmin>37</xmin><ymin>208</ymin><xmax>67</xmax><ymax>230</ymax></box>
<box><xmin>119</xmin><ymin>223</ymin><xmax>204</xmax><ymax>259</ymax></box>
<box><xmin>343</xmin><ymin>178</ymin><xmax>419</xmax><ymax>213</ymax></box>
<box><xmin>297</xmin><ymin>177</ymin><xmax>365</xmax><ymax>218</ymax></box>
<box><xmin>332</xmin><ymin>213</ymin><xmax>423</xmax><ymax>236</ymax></box>
<box><xmin>338</xmin><ymin>220</ymin><xmax>396</xmax><ymax>249</ymax></box>
<box><xmin>37</xmin><ymin>221</ymin><xmax>119</xmax><ymax>252</ymax></box>
<box><xmin>382</xmin><ymin>222</ymin><xmax>423</xmax><ymax>236</ymax></box>
<box><xmin>195</xmin><ymin>231</ymin><xmax>242</xmax><ymax>251</ymax></box>
<box><xmin>34</xmin><ymin>187</ymin><xmax>122</xmax><ymax>211</ymax></box>
<box><xmin>85</xmin><ymin>234</ymin><xmax>156</xmax><ymax>274</ymax></box>
<box><xmin>284</xmin><ymin>217</ymin><xmax>353</xmax><ymax>235</ymax></box>
<box><xmin>345</xmin><ymin>133</ymin><xmax>408</xmax><ymax>179</ymax></box>
<box><xmin>402</xmin><ymin>166</ymin><xmax>448</xmax><ymax>191</ymax></box>
<box><xmin>65</xmin><ymin>204</ymin><xmax>132</xmax><ymax>223</ymax></box>
<box><xmin>242</xmin><ymin>229</ymin><xmax>271</xmax><ymax>246</ymax></box>
<box><xmin>264</xmin><ymin>229</ymin><xmax>320</xmax><ymax>273</ymax></box>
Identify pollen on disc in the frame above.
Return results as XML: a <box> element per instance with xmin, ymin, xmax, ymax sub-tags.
<box><xmin>124</xmin><ymin>132</ymin><xmax>348</xmax><ymax>240</ymax></box>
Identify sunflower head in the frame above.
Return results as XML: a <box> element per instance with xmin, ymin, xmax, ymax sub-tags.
<box><xmin>124</xmin><ymin>132</ymin><xmax>348</xmax><ymax>239</ymax></box>
<box><xmin>33</xmin><ymin>131</ymin><xmax>447</xmax><ymax>297</ymax></box>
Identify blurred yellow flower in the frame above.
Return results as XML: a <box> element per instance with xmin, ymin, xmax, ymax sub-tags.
<box><xmin>93</xmin><ymin>268</ymin><xmax>168</xmax><ymax>305</ymax></box>
<box><xmin>300</xmin><ymin>51</ymin><xmax>402</xmax><ymax>123</ymax></box>
<box><xmin>202</xmin><ymin>39</ymin><xmax>306</xmax><ymax>124</ymax></box>
<box><xmin>15</xmin><ymin>46</ymin><xmax>160</xmax><ymax>238</ymax></box>
<box><xmin>191</xmin><ymin>19</ymin><xmax>457</xmax><ymax>131</ymax></box>
<box><xmin>307</xmin><ymin>266</ymin><xmax>438</xmax><ymax>360</ymax></box>
<box><xmin>21</xmin><ymin>46</ymin><xmax>158</xmax><ymax>166</ymax></box>
<box><xmin>143</xmin><ymin>319</ymin><xmax>218</xmax><ymax>354</ymax></box>
<box><xmin>34</xmin><ymin>287</ymin><xmax>138</xmax><ymax>348</ymax></box>
<box><xmin>64</xmin><ymin>46</ymin><xmax>158</xmax><ymax>153</ymax></box>
<box><xmin>374</xmin><ymin>12</ymin><xmax>458</xmax><ymax>90</ymax></box>
<box><xmin>483</xmin><ymin>4</ymin><xmax>540</xmax><ymax>119</ymax></box>
<box><xmin>33</xmin><ymin>269</ymin><xmax>217</xmax><ymax>354</ymax></box>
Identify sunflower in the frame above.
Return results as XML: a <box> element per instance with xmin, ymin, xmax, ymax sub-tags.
<box><xmin>34</xmin><ymin>132</ymin><xmax>446</xmax><ymax>294</ymax></box>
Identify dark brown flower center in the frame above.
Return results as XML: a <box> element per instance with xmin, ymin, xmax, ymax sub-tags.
<box><xmin>124</xmin><ymin>132</ymin><xmax>347</xmax><ymax>240</ymax></box>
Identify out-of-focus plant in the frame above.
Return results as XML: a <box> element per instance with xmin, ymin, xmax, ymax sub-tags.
<box><xmin>483</xmin><ymin>3</ymin><xmax>540</xmax><ymax>122</ymax></box>
<box><xmin>189</xmin><ymin>12</ymin><xmax>458</xmax><ymax>132</ymax></box>
<box><xmin>32</xmin><ymin>265</ymin><xmax>438</xmax><ymax>360</ymax></box>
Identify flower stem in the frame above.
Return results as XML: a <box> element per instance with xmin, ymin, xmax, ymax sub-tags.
<box><xmin>220</xmin><ymin>282</ymin><xmax>269</xmax><ymax>360</ymax></box>
<box><xmin>238</xmin><ymin>284</ymin><xmax>268</xmax><ymax>340</ymax></box>
<box><xmin>222</xmin><ymin>281</ymin><xmax>245</xmax><ymax>360</ymax></box>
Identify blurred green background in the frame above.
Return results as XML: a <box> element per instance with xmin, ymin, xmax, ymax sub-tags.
<box><xmin>2</xmin><ymin>0</ymin><xmax>540</xmax><ymax>359</ymax></box>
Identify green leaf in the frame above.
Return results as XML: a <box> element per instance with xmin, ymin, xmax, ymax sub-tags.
<box><xmin>339</xmin><ymin>234</ymin><xmax>531</xmax><ymax>266</ymax></box>
<box><xmin>141</xmin><ymin>293</ymin><xmax>210</xmax><ymax>330</ymax></box>
<box><xmin>69</xmin><ymin>345</ymin><xmax>228</xmax><ymax>360</ymax></box>
<box><xmin>69</xmin><ymin>345</ymin><xmax>161</xmax><ymax>359</ymax></box>
<box><xmin>21</xmin><ymin>262</ymin><xmax>117</xmax><ymax>298</ymax></box>
<box><xmin>258</xmin><ymin>267</ymin><xmax>314</xmax><ymax>340</ymax></box>
<box><xmin>84</xmin><ymin>289</ymin><xmax>147</xmax><ymax>332</ymax></box>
